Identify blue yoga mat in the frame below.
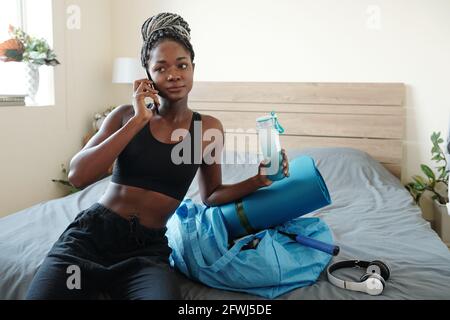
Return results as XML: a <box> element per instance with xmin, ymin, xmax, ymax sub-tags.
<box><xmin>218</xmin><ymin>155</ymin><xmax>332</xmax><ymax>239</ymax></box>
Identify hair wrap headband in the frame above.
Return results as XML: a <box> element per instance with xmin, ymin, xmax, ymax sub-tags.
<box><xmin>140</xmin><ymin>12</ymin><xmax>195</xmax><ymax>71</ymax></box>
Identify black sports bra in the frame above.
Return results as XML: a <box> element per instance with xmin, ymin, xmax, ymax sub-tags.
<box><xmin>111</xmin><ymin>111</ymin><xmax>203</xmax><ymax>201</ymax></box>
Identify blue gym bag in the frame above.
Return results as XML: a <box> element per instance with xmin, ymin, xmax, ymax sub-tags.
<box><xmin>166</xmin><ymin>198</ymin><xmax>334</xmax><ymax>299</ymax></box>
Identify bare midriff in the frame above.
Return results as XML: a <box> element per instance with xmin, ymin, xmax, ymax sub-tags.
<box><xmin>98</xmin><ymin>182</ymin><xmax>182</xmax><ymax>229</ymax></box>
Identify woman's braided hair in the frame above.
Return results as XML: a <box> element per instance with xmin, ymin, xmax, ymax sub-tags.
<box><xmin>140</xmin><ymin>12</ymin><xmax>195</xmax><ymax>75</ymax></box>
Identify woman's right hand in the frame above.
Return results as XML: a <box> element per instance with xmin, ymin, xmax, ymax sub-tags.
<box><xmin>132</xmin><ymin>79</ymin><xmax>160</xmax><ymax>123</ymax></box>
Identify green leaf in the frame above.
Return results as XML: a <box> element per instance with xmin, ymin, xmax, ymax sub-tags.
<box><xmin>69</xmin><ymin>187</ymin><xmax>80</xmax><ymax>194</ymax></box>
<box><xmin>413</xmin><ymin>174</ymin><xmax>424</xmax><ymax>180</ymax></box>
<box><xmin>431</xmin><ymin>132</ymin><xmax>438</xmax><ymax>141</ymax></box>
<box><xmin>412</xmin><ymin>175</ymin><xmax>427</xmax><ymax>185</ymax></box>
<box><xmin>414</xmin><ymin>191</ymin><xmax>423</xmax><ymax>202</ymax></box>
<box><xmin>431</xmin><ymin>154</ymin><xmax>442</xmax><ymax>161</ymax></box>
<box><xmin>51</xmin><ymin>179</ymin><xmax>72</xmax><ymax>187</ymax></box>
<box><xmin>438</xmin><ymin>167</ymin><xmax>449</xmax><ymax>180</ymax></box>
<box><xmin>5</xmin><ymin>49</ymin><xmax>23</xmax><ymax>61</ymax></box>
<box><xmin>421</xmin><ymin>164</ymin><xmax>436</xmax><ymax>181</ymax></box>
<box><xmin>405</xmin><ymin>185</ymin><xmax>420</xmax><ymax>200</ymax></box>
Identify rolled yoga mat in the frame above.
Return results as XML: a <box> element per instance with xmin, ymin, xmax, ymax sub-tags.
<box><xmin>219</xmin><ymin>155</ymin><xmax>332</xmax><ymax>240</ymax></box>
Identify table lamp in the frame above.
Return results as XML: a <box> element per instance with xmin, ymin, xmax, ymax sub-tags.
<box><xmin>112</xmin><ymin>57</ymin><xmax>146</xmax><ymax>84</ymax></box>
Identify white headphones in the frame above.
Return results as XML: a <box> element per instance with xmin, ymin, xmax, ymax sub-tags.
<box><xmin>327</xmin><ymin>260</ymin><xmax>391</xmax><ymax>296</ymax></box>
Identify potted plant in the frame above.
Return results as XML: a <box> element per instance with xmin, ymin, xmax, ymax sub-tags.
<box><xmin>406</xmin><ymin>132</ymin><xmax>449</xmax><ymax>245</ymax></box>
<box><xmin>0</xmin><ymin>25</ymin><xmax>60</xmax><ymax>103</ymax></box>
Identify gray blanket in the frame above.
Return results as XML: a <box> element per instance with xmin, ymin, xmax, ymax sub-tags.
<box><xmin>1</xmin><ymin>147</ymin><xmax>449</xmax><ymax>299</ymax></box>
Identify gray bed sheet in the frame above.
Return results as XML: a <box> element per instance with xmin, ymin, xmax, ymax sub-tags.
<box><xmin>1</xmin><ymin>147</ymin><xmax>449</xmax><ymax>300</ymax></box>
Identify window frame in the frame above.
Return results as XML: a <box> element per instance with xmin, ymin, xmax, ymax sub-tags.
<box><xmin>0</xmin><ymin>0</ymin><xmax>56</xmax><ymax>107</ymax></box>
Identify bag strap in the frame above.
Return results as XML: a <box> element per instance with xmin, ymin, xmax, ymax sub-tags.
<box><xmin>181</xmin><ymin>200</ymin><xmax>256</xmax><ymax>273</ymax></box>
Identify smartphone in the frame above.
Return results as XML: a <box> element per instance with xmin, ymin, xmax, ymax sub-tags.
<box><xmin>145</xmin><ymin>70</ymin><xmax>156</xmax><ymax>89</ymax></box>
<box><xmin>145</xmin><ymin>70</ymin><xmax>160</xmax><ymax>113</ymax></box>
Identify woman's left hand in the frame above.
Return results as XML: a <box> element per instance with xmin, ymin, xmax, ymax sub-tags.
<box><xmin>255</xmin><ymin>148</ymin><xmax>290</xmax><ymax>187</ymax></box>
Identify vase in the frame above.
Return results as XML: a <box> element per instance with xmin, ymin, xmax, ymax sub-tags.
<box><xmin>24</xmin><ymin>63</ymin><xmax>40</xmax><ymax>104</ymax></box>
<box><xmin>433</xmin><ymin>199</ymin><xmax>450</xmax><ymax>247</ymax></box>
<box><xmin>418</xmin><ymin>190</ymin><xmax>436</xmax><ymax>228</ymax></box>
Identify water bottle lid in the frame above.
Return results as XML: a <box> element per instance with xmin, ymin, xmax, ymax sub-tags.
<box><xmin>256</xmin><ymin>115</ymin><xmax>273</xmax><ymax>123</ymax></box>
<box><xmin>256</xmin><ymin>112</ymin><xmax>285</xmax><ymax>134</ymax></box>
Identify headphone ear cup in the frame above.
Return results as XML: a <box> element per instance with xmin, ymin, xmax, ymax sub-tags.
<box><xmin>360</xmin><ymin>272</ymin><xmax>386</xmax><ymax>288</ymax></box>
<box><xmin>363</xmin><ymin>274</ymin><xmax>385</xmax><ymax>296</ymax></box>
<box><xmin>369</xmin><ymin>260</ymin><xmax>390</xmax><ymax>281</ymax></box>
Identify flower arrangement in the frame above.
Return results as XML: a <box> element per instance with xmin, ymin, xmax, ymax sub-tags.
<box><xmin>0</xmin><ymin>25</ymin><xmax>60</xmax><ymax>66</ymax></box>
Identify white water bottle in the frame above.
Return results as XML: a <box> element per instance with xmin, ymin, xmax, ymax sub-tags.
<box><xmin>256</xmin><ymin>112</ymin><xmax>285</xmax><ymax>181</ymax></box>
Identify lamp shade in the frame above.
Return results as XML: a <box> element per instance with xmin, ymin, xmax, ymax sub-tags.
<box><xmin>112</xmin><ymin>57</ymin><xmax>146</xmax><ymax>83</ymax></box>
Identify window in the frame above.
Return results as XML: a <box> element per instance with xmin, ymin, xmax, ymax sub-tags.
<box><xmin>0</xmin><ymin>0</ymin><xmax>54</xmax><ymax>106</ymax></box>
<box><xmin>0</xmin><ymin>0</ymin><xmax>25</xmax><ymax>96</ymax></box>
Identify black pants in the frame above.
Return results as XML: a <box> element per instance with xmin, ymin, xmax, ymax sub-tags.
<box><xmin>25</xmin><ymin>203</ymin><xmax>182</xmax><ymax>300</ymax></box>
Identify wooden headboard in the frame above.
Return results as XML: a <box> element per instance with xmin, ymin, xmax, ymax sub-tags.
<box><xmin>190</xmin><ymin>82</ymin><xmax>405</xmax><ymax>179</ymax></box>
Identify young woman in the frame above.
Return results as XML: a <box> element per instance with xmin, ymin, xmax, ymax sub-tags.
<box><xmin>26</xmin><ymin>12</ymin><xmax>289</xmax><ymax>300</ymax></box>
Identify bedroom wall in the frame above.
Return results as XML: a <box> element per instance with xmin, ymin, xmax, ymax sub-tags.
<box><xmin>110</xmin><ymin>0</ymin><xmax>450</xmax><ymax>185</ymax></box>
<box><xmin>0</xmin><ymin>0</ymin><xmax>114</xmax><ymax>217</ymax></box>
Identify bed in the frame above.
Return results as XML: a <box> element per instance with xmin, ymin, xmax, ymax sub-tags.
<box><xmin>1</xmin><ymin>82</ymin><xmax>450</xmax><ymax>300</ymax></box>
